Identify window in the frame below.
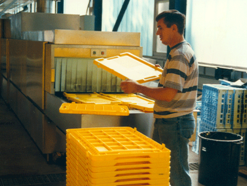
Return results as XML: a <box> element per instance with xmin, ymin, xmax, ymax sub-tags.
<box><xmin>153</xmin><ymin>0</ymin><xmax>169</xmax><ymax>57</ymax></box>
<box><xmin>64</xmin><ymin>0</ymin><xmax>90</xmax><ymax>15</ymax></box>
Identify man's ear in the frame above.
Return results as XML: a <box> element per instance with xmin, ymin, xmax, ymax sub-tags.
<box><xmin>171</xmin><ymin>24</ymin><xmax>178</xmax><ymax>32</ymax></box>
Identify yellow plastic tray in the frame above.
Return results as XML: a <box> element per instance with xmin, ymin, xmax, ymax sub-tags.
<box><xmin>66</xmin><ymin>127</ymin><xmax>171</xmax><ymax>186</ymax></box>
<box><xmin>67</xmin><ymin>142</ymin><xmax>170</xmax><ymax>168</ymax></box>
<box><xmin>63</xmin><ymin>92</ymin><xmax>121</xmax><ymax>104</ymax></box>
<box><xmin>94</xmin><ymin>52</ymin><xmax>163</xmax><ymax>84</ymax></box>
<box><xmin>64</xmin><ymin>92</ymin><xmax>154</xmax><ymax>112</ymax></box>
<box><xmin>99</xmin><ymin>93</ymin><xmax>154</xmax><ymax>112</ymax></box>
<box><xmin>68</xmin><ymin>164</ymin><xmax>169</xmax><ymax>185</ymax></box>
<box><xmin>66</xmin><ymin>127</ymin><xmax>170</xmax><ymax>161</ymax></box>
<box><xmin>67</xmin><ymin>170</ymin><xmax>169</xmax><ymax>186</ymax></box>
<box><xmin>67</xmin><ymin>153</ymin><xmax>170</xmax><ymax>178</ymax></box>
<box><xmin>59</xmin><ymin>102</ymin><xmax>129</xmax><ymax>116</ymax></box>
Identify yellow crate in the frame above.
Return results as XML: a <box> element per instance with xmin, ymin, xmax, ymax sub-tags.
<box><xmin>67</xmin><ymin>145</ymin><xmax>170</xmax><ymax>178</ymax></box>
<box><xmin>68</xmin><ymin>155</ymin><xmax>170</xmax><ymax>179</ymax></box>
<box><xmin>67</xmin><ymin>127</ymin><xmax>170</xmax><ymax>157</ymax></box>
<box><xmin>66</xmin><ymin>127</ymin><xmax>170</xmax><ymax>160</ymax></box>
<box><xmin>68</xmin><ymin>139</ymin><xmax>170</xmax><ymax>167</ymax></box>
<box><xmin>67</xmin><ymin>168</ymin><xmax>170</xmax><ymax>186</ymax></box>
<box><xmin>87</xmin><ymin>167</ymin><xmax>170</xmax><ymax>179</ymax></box>
<box><xmin>67</xmin><ymin>138</ymin><xmax>169</xmax><ymax>163</ymax></box>
<box><xmin>66</xmin><ymin>127</ymin><xmax>170</xmax><ymax>186</ymax></box>
<box><xmin>71</xmin><ymin>163</ymin><xmax>170</xmax><ymax>184</ymax></box>
<box><xmin>67</xmin><ymin>155</ymin><xmax>170</xmax><ymax>174</ymax></box>
<box><xmin>59</xmin><ymin>102</ymin><xmax>129</xmax><ymax>116</ymax></box>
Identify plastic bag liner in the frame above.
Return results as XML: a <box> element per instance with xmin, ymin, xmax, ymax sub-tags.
<box><xmin>198</xmin><ymin>131</ymin><xmax>243</xmax><ymax>186</ymax></box>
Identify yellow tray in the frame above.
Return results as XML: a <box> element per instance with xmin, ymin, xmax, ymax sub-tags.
<box><xmin>67</xmin><ymin>162</ymin><xmax>169</xmax><ymax>184</ymax></box>
<box><xmin>59</xmin><ymin>102</ymin><xmax>129</xmax><ymax>116</ymax></box>
<box><xmin>94</xmin><ymin>52</ymin><xmax>163</xmax><ymax>84</ymax></box>
<box><xmin>67</xmin><ymin>153</ymin><xmax>170</xmax><ymax>178</ymax></box>
<box><xmin>63</xmin><ymin>92</ymin><xmax>121</xmax><ymax>104</ymax></box>
<box><xmin>66</xmin><ymin>127</ymin><xmax>170</xmax><ymax>161</ymax></box>
<box><xmin>64</xmin><ymin>92</ymin><xmax>154</xmax><ymax>113</ymax></box>
<box><xmin>99</xmin><ymin>93</ymin><xmax>154</xmax><ymax>112</ymax></box>
<box><xmin>67</xmin><ymin>171</ymin><xmax>169</xmax><ymax>186</ymax></box>
<box><xmin>67</xmin><ymin>142</ymin><xmax>170</xmax><ymax>168</ymax></box>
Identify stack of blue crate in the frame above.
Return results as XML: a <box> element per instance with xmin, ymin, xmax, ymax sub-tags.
<box><xmin>194</xmin><ymin>84</ymin><xmax>247</xmax><ymax>166</ymax></box>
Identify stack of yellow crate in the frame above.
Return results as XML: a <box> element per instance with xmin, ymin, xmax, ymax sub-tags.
<box><xmin>66</xmin><ymin>127</ymin><xmax>170</xmax><ymax>186</ymax></box>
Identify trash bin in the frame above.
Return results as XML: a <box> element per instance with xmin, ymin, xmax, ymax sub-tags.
<box><xmin>198</xmin><ymin>131</ymin><xmax>243</xmax><ymax>186</ymax></box>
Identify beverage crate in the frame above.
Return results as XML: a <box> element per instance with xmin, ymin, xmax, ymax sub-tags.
<box><xmin>199</xmin><ymin>122</ymin><xmax>229</xmax><ymax>133</ymax></box>
<box><xmin>218</xmin><ymin>82</ymin><xmax>247</xmax><ymax>128</ymax></box>
<box><xmin>201</xmin><ymin>84</ymin><xmax>247</xmax><ymax>129</ymax></box>
<box><xmin>223</xmin><ymin>86</ymin><xmax>246</xmax><ymax>128</ymax></box>
<box><xmin>242</xmin><ymin>90</ymin><xmax>247</xmax><ymax>128</ymax></box>
<box><xmin>232</xmin><ymin>128</ymin><xmax>246</xmax><ymax>166</ymax></box>
<box><xmin>192</xmin><ymin>121</ymin><xmax>230</xmax><ymax>154</ymax></box>
<box><xmin>66</xmin><ymin>127</ymin><xmax>170</xmax><ymax>186</ymax></box>
<box><xmin>201</xmin><ymin>84</ymin><xmax>234</xmax><ymax>129</ymax></box>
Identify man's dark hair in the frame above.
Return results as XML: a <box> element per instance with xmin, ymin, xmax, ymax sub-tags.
<box><xmin>156</xmin><ymin>10</ymin><xmax>185</xmax><ymax>35</ymax></box>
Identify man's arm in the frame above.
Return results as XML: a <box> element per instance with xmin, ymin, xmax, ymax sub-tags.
<box><xmin>120</xmin><ymin>79</ymin><xmax>178</xmax><ymax>102</ymax></box>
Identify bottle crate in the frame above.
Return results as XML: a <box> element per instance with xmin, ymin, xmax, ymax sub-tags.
<box><xmin>201</xmin><ymin>84</ymin><xmax>234</xmax><ymax>129</ymax></box>
<box><xmin>242</xmin><ymin>90</ymin><xmax>247</xmax><ymax>128</ymax></box>
<box><xmin>232</xmin><ymin>128</ymin><xmax>246</xmax><ymax>166</ymax></box>
<box><xmin>222</xmin><ymin>86</ymin><xmax>246</xmax><ymax>128</ymax></box>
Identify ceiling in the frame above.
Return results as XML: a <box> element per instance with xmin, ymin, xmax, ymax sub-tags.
<box><xmin>0</xmin><ymin>0</ymin><xmax>32</xmax><ymax>15</ymax></box>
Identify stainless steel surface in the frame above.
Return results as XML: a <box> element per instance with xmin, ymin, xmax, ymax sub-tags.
<box><xmin>22</xmin><ymin>30</ymin><xmax>140</xmax><ymax>46</ymax></box>
<box><xmin>0</xmin><ymin>38</ymin><xmax>7</xmax><ymax>78</ymax></box>
<box><xmin>0</xmin><ymin>74</ymin><xmax>8</xmax><ymax>103</ymax></box>
<box><xmin>9</xmin><ymin>39</ymin><xmax>27</xmax><ymax>94</ymax></box>
<box><xmin>0</xmin><ymin>18</ymin><xmax>11</xmax><ymax>38</ymax></box>
<box><xmin>9</xmin><ymin>82</ymin><xmax>18</xmax><ymax>113</ymax></box>
<box><xmin>80</xmin><ymin>15</ymin><xmax>95</xmax><ymax>30</ymax></box>
<box><xmin>9</xmin><ymin>39</ymin><xmax>45</xmax><ymax>109</ymax></box>
<box><xmin>9</xmin><ymin>12</ymin><xmax>80</xmax><ymax>39</ymax></box>
<box><xmin>43</xmin><ymin>30</ymin><xmax>140</xmax><ymax>46</ymax></box>
<box><xmin>0</xmin><ymin>28</ymin><xmax>153</xmax><ymax>155</ymax></box>
<box><xmin>8</xmin><ymin>82</ymin><xmax>58</xmax><ymax>154</ymax></box>
<box><xmin>25</xmin><ymin>40</ymin><xmax>45</xmax><ymax>109</ymax></box>
<box><xmin>37</xmin><ymin>0</ymin><xmax>53</xmax><ymax>13</ymax></box>
<box><xmin>44</xmin><ymin>92</ymin><xmax>154</xmax><ymax>139</ymax></box>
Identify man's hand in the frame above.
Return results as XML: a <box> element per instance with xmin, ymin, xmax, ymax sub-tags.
<box><xmin>120</xmin><ymin>79</ymin><xmax>138</xmax><ymax>94</ymax></box>
<box><xmin>155</xmin><ymin>64</ymin><xmax>162</xmax><ymax>69</ymax></box>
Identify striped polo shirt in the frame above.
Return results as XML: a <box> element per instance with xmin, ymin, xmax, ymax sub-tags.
<box><xmin>153</xmin><ymin>41</ymin><xmax>198</xmax><ymax>118</ymax></box>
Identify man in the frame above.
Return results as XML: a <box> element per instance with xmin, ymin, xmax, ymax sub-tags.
<box><xmin>120</xmin><ymin>10</ymin><xmax>198</xmax><ymax>186</ymax></box>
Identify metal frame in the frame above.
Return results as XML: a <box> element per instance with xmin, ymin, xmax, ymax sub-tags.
<box><xmin>112</xmin><ymin>0</ymin><xmax>130</xmax><ymax>31</ymax></box>
<box><xmin>152</xmin><ymin>0</ymin><xmax>169</xmax><ymax>58</ymax></box>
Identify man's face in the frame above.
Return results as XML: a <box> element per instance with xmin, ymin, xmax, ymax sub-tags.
<box><xmin>156</xmin><ymin>18</ymin><xmax>173</xmax><ymax>46</ymax></box>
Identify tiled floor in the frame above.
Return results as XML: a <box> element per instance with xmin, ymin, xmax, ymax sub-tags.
<box><xmin>0</xmin><ymin>97</ymin><xmax>247</xmax><ymax>186</ymax></box>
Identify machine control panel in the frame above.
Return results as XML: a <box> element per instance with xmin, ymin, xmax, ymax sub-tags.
<box><xmin>91</xmin><ymin>49</ymin><xmax>107</xmax><ymax>57</ymax></box>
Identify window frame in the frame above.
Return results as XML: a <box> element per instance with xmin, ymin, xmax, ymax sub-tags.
<box><xmin>152</xmin><ymin>0</ymin><xmax>169</xmax><ymax>59</ymax></box>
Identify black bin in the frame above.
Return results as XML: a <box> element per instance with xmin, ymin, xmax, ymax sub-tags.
<box><xmin>198</xmin><ymin>131</ymin><xmax>243</xmax><ymax>186</ymax></box>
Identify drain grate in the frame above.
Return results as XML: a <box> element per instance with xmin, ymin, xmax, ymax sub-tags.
<box><xmin>0</xmin><ymin>173</ymin><xmax>65</xmax><ymax>186</ymax></box>
<box><xmin>189</xmin><ymin>162</ymin><xmax>199</xmax><ymax>171</ymax></box>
